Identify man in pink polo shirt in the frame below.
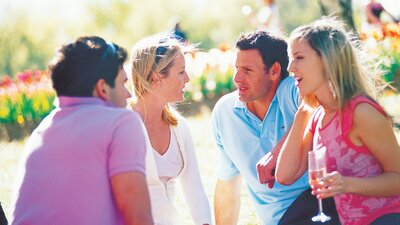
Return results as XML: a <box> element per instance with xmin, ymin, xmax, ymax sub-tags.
<box><xmin>9</xmin><ymin>36</ymin><xmax>153</xmax><ymax>225</ymax></box>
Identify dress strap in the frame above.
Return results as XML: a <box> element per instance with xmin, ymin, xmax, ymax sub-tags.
<box><xmin>309</xmin><ymin>106</ymin><xmax>324</xmax><ymax>135</ymax></box>
<box><xmin>341</xmin><ymin>95</ymin><xmax>387</xmax><ymax>153</ymax></box>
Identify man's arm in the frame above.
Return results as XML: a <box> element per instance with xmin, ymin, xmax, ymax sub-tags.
<box><xmin>257</xmin><ymin>77</ymin><xmax>300</xmax><ymax>188</ymax></box>
<box><xmin>214</xmin><ymin>175</ymin><xmax>242</xmax><ymax>225</ymax></box>
<box><xmin>111</xmin><ymin>172</ymin><xmax>153</xmax><ymax>225</ymax></box>
<box><xmin>256</xmin><ymin>130</ymin><xmax>289</xmax><ymax>188</ymax></box>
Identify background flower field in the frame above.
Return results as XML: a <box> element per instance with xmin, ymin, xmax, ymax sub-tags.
<box><xmin>2</xmin><ymin>22</ymin><xmax>400</xmax><ymax>141</ymax></box>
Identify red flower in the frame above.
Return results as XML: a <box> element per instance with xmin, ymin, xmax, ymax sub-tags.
<box><xmin>0</xmin><ymin>75</ymin><xmax>12</xmax><ymax>88</ymax></box>
<box><xmin>17</xmin><ymin>70</ymin><xmax>34</xmax><ymax>84</ymax></box>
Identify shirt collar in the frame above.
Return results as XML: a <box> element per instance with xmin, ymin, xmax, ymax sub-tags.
<box><xmin>234</xmin><ymin>91</ymin><xmax>246</xmax><ymax>109</ymax></box>
<box><xmin>233</xmin><ymin>90</ymin><xmax>278</xmax><ymax>110</ymax></box>
<box><xmin>57</xmin><ymin>96</ymin><xmax>116</xmax><ymax>108</ymax></box>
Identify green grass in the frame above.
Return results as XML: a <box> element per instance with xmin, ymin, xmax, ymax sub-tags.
<box><xmin>174</xmin><ymin>112</ymin><xmax>260</xmax><ymax>225</ymax></box>
<box><xmin>0</xmin><ymin>140</ymin><xmax>25</xmax><ymax>220</ymax></box>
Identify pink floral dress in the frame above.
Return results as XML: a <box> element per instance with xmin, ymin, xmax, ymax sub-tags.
<box><xmin>310</xmin><ymin>95</ymin><xmax>400</xmax><ymax>225</ymax></box>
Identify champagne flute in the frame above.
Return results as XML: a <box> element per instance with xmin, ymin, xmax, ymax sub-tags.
<box><xmin>308</xmin><ymin>148</ymin><xmax>331</xmax><ymax>223</ymax></box>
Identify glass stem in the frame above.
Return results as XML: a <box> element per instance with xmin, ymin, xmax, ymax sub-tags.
<box><xmin>318</xmin><ymin>198</ymin><xmax>323</xmax><ymax>214</ymax></box>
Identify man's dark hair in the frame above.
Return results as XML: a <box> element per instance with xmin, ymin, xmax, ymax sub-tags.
<box><xmin>49</xmin><ymin>36</ymin><xmax>127</xmax><ymax>97</ymax></box>
<box><xmin>236</xmin><ymin>30</ymin><xmax>289</xmax><ymax>79</ymax></box>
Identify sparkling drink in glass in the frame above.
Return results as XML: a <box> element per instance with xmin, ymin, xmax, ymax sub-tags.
<box><xmin>308</xmin><ymin>148</ymin><xmax>331</xmax><ymax>223</ymax></box>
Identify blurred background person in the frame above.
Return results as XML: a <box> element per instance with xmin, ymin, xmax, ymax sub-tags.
<box><xmin>170</xmin><ymin>18</ymin><xmax>188</xmax><ymax>43</ymax></box>
<box><xmin>256</xmin><ymin>0</ymin><xmax>281</xmax><ymax>32</ymax></box>
<box><xmin>365</xmin><ymin>0</ymin><xmax>399</xmax><ymax>26</ymax></box>
<box><xmin>243</xmin><ymin>0</ymin><xmax>281</xmax><ymax>33</ymax></box>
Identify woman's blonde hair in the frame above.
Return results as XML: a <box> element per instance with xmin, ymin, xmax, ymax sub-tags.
<box><xmin>290</xmin><ymin>16</ymin><xmax>385</xmax><ymax>109</ymax></box>
<box><xmin>131</xmin><ymin>34</ymin><xmax>195</xmax><ymax>126</ymax></box>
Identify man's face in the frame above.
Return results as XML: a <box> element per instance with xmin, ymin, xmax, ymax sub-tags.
<box><xmin>109</xmin><ymin>66</ymin><xmax>131</xmax><ymax>108</ymax></box>
<box><xmin>234</xmin><ymin>49</ymin><xmax>273</xmax><ymax>103</ymax></box>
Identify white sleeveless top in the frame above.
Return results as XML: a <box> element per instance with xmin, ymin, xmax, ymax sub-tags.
<box><xmin>152</xmin><ymin>127</ymin><xmax>183</xmax><ymax>184</ymax></box>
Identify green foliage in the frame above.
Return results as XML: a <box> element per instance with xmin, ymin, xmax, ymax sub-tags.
<box><xmin>0</xmin><ymin>0</ymin><xmax>324</xmax><ymax>77</ymax></box>
<box><xmin>381</xmin><ymin>47</ymin><xmax>400</xmax><ymax>86</ymax></box>
<box><xmin>361</xmin><ymin>23</ymin><xmax>400</xmax><ymax>90</ymax></box>
<box><xmin>279</xmin><ymin>0</ymin><xmax>322</xmax><ymax>32</ymax></box>
<box><xmin>187</xmin><ymin>67</ymin><xmax>235</xmax><ymax>101</ymax></box>
<box><xmin>0</xmin><ymin>16</ymin><xmax>53</xmax><ymax>78</ymax></box>
<box><xmin>83</xmin><ymin>0</ymin><xmax>259</xmax><ymax>50</ymax></box>
<box><xmin>183</xmin><ymin>48</ymin><xmax>236</xmax><ymax>103</ymax></box>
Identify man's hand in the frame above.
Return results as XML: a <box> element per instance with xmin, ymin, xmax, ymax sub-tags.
<box><xmin>256</xmin><ymin>151</ymin><xmax>278</xmax><ymax>188</ymax></box>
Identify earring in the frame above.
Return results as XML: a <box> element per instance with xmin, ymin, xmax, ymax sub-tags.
<box><xmin>328</xmin><ymin>81</ymin><xmax>336</xmax><ymax>99</ymax></box>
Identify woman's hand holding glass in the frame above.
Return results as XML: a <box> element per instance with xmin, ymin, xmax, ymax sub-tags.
<box><xmin>311</xmin><ymin>170</ymin><xmax>346</xmax><ymax>199</ymax></box>
<box><xmin>308</xmin><ymin>147</ymin><xmax>331</xmax><ymax>223</ymax></box>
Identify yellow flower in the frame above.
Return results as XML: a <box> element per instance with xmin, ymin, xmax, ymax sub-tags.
<box><xmin>17</xmin><ymin>115</ymin><xmax>24</xmax><ymax>125</ymax></box>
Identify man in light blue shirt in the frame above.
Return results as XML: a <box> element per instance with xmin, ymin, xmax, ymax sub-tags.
<box><xmin>212</xmin><ymin>30</ymin><xmax>309</xmax><ymax>225</ymax></box>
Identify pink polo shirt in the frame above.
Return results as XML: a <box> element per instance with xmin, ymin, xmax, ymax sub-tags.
<box><xmin>10</xmin><ymin>96</ymin><xmax>147</xmax><ymax>225</ymax></box>
<box><xmin>310</xmin><ymin>95</ymin><xmax>400</xmax><ymax>225</ymax></box>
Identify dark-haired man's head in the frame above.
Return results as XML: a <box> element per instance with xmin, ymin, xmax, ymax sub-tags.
<box><xmin>236</xmin><ymin>30</ymin><xmax>289</xmax><ymax>79</ymax></box>
<box><xmin>49</xmin><ymin>36</ymin><xmax>131</xmax><ymax>107</ymax></box>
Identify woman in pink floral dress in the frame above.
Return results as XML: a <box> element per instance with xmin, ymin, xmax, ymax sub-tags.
<box><xmin>275</xmin><ymin>17</ymin><xmax>400</xmax><ymax>225</ymax></box>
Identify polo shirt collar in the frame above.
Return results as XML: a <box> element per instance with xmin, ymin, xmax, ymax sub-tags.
<box><xmin>233</xmin><ymin>92</ymin><xmax>278</xmax><ymax>110</ymax></box>
<box><xmin>57</xmin><ymin>96</ymin><xmax>115</xmax><ymax>108</ymax></box>
<box><xmin>234</xmin><ymin>96</ymin><xmax>246</xmax><ymax>109</ymax></box>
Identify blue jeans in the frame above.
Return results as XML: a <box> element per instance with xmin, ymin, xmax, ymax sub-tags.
<box><xmin>0</xmin><ymin>202</ymin><xmax>7</xmax><ymax>225</ymax></box>
<box><xmin>278</xmin><ymin>189</ymin><xmax>341</xmax><ymax>225</ymax></box>
<box><xmin>371</xmin><ymin>213</ymin><xmax>400</xmax><ymax>225</ymax></box>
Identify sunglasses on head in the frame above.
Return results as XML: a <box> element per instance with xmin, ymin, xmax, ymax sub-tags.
<box><xmin>155</xmin><ymin>38</ymin><xmax>170</xmax><ymax>65</ymax></box>
<box><xmin>101</xmin><ymin>42</ymin><xmax>116</xmax><ymax>60</ymax></box>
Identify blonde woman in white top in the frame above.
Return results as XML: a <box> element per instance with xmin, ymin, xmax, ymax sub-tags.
<box><xmin>130</xmin><ymin>34</ymin><xmax>212</xmax><ymax>225</ymax></box>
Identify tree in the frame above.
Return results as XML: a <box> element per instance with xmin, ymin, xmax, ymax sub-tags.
<box><xmin>0</xmin><ymin>16</ymin><xmax>52</xmax><ymax>77</ymax></box>
<box><xmin>318</xmin><ymin>0</ymin><xmax>357</xmax><ymax>32</ymax></box>
<box><xmin>339</xmin><ymin>0</ymin><xmax>357</xmax><ymax>31</ymax></box>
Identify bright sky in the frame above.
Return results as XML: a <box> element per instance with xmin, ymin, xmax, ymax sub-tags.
<box><xmin>0</xmin><ymin>0</ymin><xmax>399</xmax><ymax>25</ymax></box>
<box><xmin>0</xmin><ymin>0</ymin><xmax>87</xmax><ymax>24</ymax></box>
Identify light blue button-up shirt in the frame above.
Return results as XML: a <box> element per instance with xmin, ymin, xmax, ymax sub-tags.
<box><xmin>211</xmin><ymin>76</ymin><xmax>309</xmax><ymax>225</ymax></box>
